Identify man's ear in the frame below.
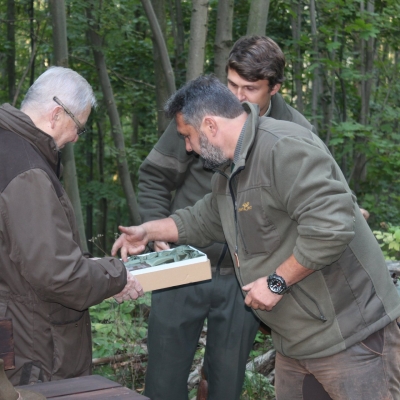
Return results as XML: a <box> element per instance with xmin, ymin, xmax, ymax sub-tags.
<box><xmin>270</xmin><ymin>83</ymin><xmax>281</xmax><ymax>96</ymax></box>
<box><xmin>50</xmin><ymin>106</ymin><xmax>62</xmax><ymax>129</ymax></box>
<box><xmin>203</xmin><ymin>116</ymin><xmax>218</xmax><ymax>137</ymax></box>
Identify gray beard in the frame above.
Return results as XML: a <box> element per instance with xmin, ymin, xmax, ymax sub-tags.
<box><xmin>199</xmin><ymin>129</ymin><xmax>228</xmax><ymax>169</ymax></box>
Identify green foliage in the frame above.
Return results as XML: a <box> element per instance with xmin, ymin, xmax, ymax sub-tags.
<box><xmin>90</xmin><ymin>295</ymin><xmax>150</xmax><ymax>359</ymax></box>
<box><xmin>373</xmin><ymin>224</ymin><xmax>400</xmax><ymax>260</ymax></box>
<box><xmin>241</xmin><ymin>371</ymin><xmax>275</xmax><ymax>400</ymax></box>
<box><xmin>242</xmin><ymin>331</ymin><xmax>275</xmax><ymax>399</ymax></box>
<box><xmin>90</xmin><ymin>294</ymin><xmax>151</xmax><ymax>389</ymax></box>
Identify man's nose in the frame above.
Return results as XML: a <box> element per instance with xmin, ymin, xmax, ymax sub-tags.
<box><xmin>185</xmin><ymin>138</ymin><xmax>192</xmax><ymax>152</ymax></box>
<box><xmin>236</xmin><ymin>88</ymin><xmax>246</xmax><ymax>102</ymax></box>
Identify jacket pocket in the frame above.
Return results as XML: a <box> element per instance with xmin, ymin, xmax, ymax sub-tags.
<box><xmin>290</xmin><ymin>285</ymin><xmax>327</xmax><ymax>322</ymax></box>
<box><xmin>236</xmin><ymin>187</ymin><xmax>280</xmax><ymax>258</ymax></box>
<box><xmin>50</xmin><ymin>311</ymin><xmax>92</xmax><ymax>379</ymax></box>
<box><xmin>49</xmin><ymin>303</ymin><xmax>85</xmax><ymax>325</ymax></box>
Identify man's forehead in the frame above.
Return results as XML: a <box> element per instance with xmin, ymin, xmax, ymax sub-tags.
<box><xmin>227</xmin><ymin>69</ymin><xmax>267</xmax><ymax>87</ymax></box>
<box><xmin>175</xmin><ymin>112</ymin><xmax>187</xmax><ymax>129</ymax></box>
<box><xmin>176</xmin><ymin>113</ymin><xmax>195</xmax><ymax>135</ymax></box>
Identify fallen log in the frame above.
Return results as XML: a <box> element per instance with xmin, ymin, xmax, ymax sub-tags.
<box><xmin>245</xmin><ymin>349</ymin><xmax>276</xmax><ymax>376</ymax></box>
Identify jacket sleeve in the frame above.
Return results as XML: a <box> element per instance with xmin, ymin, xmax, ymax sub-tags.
<box><xmin>171</xmin><ymin>192</ymin><xmax>226</xmax><ymax>246</ymax></box>
<box><xmin>2</xmin><ymin>168</ymin><xmax>127</xmax><ymax>311</ymax></box>
<box><xmin>270</xmin><ymin>136</ymin><xmax>356</xmax><ymax>270</ymax></box>
<box><xmin>138</xmin><ymin>120</ymin><xmax>193</xmax><ymax>222</ymax></box>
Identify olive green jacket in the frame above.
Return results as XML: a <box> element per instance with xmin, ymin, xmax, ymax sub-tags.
<box><xmin>138</xmin><ymin>93</ymin><xmax>315</xmax><ymax>270</ymax></box>
<box><xmin>171</xmin><ymin>102</ymin><xmax>400</xmax><ymax>359</ymax></box>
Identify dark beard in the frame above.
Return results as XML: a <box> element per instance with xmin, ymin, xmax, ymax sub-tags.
<box><xmin>199</xmin><ymin>129</ymin><xmax>228</xmax><ymax>169</ymax></box>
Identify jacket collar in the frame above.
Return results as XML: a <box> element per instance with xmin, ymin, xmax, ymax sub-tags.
<box><xmin>269</xmin><ymin>92</ymin><xmax>292</xmax><ymax>121</ymax></box>
<box><xmin>231</xmin><ymin>102</ymin><xmax>260</xmax><ymax>173</ymax></box>
<box><xmin>0</xmin><ymin>103</ymin><xmax>60</xmax><ymax>174</ymax></box>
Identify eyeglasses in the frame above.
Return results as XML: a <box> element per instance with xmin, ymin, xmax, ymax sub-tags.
<box><xmin>53</xmin><ymin>96</ymin><xmax>87</xmax><ymax>136</ymax></box>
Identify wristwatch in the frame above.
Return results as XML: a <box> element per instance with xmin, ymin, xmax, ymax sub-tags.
<box><xmin>267</xmin><ymin>272</ymin><xmax>291</xmax><ymax>295</ymax></box>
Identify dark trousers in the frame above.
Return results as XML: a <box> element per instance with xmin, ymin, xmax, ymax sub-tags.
<box><xmin>144</xmin><ymin>271</ymin><xmax>260</xmax><ymax>400</ymax></box>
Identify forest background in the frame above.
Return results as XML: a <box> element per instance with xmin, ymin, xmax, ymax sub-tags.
<box><xmin>1</xmin><ymin>0</ymin><xmax>399</xmax><ymax>398</ymax></box>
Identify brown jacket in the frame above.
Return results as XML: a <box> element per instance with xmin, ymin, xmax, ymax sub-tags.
<box><xmin>0</xmin><ymin>104</ymin><xmax>127</xmax><ymax>385</ymax></box>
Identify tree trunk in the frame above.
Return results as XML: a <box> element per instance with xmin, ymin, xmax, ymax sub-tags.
<box><xmin>140</xmin><ymin>0</ymin><xmax>176</xmax><ymax>96</ymax></box>
<box><xmin>49</xmin><ymin>0</ymin><xmax>88</xmax><ymax>252</ymax></box>
<box><xmin>6</xmin><ymin>0</ymin><xmax>16</xmax><ymax>103</ymax></box>
<box><xmin>86</xmin><ymin>3</ymin><xmax>141</xmax><ymax>226</ymax></box>
<box><xmin>96</xmin><ymin>117</ymin><xmax>108</xmax><ymax>255</ymax></box>
<box><xmin>309</xmin><ymin>0</ymin><xmax>319</xmax><ymax>133</ymax></box>
<box><xmin>27</xmin><ymin>0</ymin><xmax>35</xmax><ymax>86</ymax></box>
<box><xmin>150</xmin><ymin>0</ymin><xmax>170</xmax><ymax>135</ymax></box>
<box><xmin>290</xmin><ymin>0</ymin><xmax>304</xmax><ymax>113</ymax></box>
<box><xmin>246</xmin><ymin>0</ymin><xmax>270</xmax><ymax>36</ymax></box>
<box><xmin>186</xmin><ymin>0</ymin><xmax>209</xmax><ymax>82</ymax></box>
<box><xmin>173</xmin><ymin>0</ymin><xmax>185</xmax><ymax>75</ymax></box>
<box><xmin>322</xmin><ymin>27</ymin><xmax>338</xmax><ymax>148</ymax></box>
<box><xmin>214</xmin><ymin>0</ymin><xmax>234</xmax><ymax>84</ymax></box>
<box><xmin>352</xmin><ymin>0</ymin><xmax>375</xmax><ymax>189</ymax></box>
<box><xmin>85</xmin><ymin>122</ymin><xmax>93</xmax><ymax>255</ymax></box>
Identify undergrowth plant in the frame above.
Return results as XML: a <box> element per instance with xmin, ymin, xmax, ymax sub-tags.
<box><xmin>90</xmin><ymin>297</ymin><xmax>277</xmax><ymax>399</ymax></box>
<box><xmin>373</xmin><ymin>223</ymin><xmax>400</xmax><ymax>260</ymax></box>
<box><xmin>90</xmin><ymin>293</ymin><xmax>151</xmax><ymax>391</ymax></box>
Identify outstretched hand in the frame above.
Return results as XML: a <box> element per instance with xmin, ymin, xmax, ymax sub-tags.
<box><xmin>111</xmin><ymin>225</ymin><xmax>148</xmax><ymax>261</ymax></box>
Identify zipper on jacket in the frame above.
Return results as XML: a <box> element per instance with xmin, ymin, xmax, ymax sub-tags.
<box><xmin>214</xmin><ymin>166</ymin><xmax>243</xmax><ymax>268</ymax></box>
<box><xmin>228</xmin><ymin>166</ymin><xmax>244</xmax><ymax>268</ymax></box>
<box><xmin>291</xmin><ymin>285</ymin><xmax>327</xmax><ymax>322</ymax></box>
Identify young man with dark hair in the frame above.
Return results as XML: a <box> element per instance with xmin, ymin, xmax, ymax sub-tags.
<box><xmin>136</xmin><ymin>36</ymin><xmax>314</xmax><ymax>400</ymax></box>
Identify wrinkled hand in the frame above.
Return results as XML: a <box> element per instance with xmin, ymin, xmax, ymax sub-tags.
<box><xmin>111</xmin><ymin>225</ymin><xmax>148</xmax><ymax>261</ymax></box>
<box><xmin>242</xmin><ymin>277</ymin><xmax>283</xmax><ymax>311</ymax></box>
<box><xmin>113</xmin><ymin>272</ymin><xmax>144</xmax><ymax>303</ymax></box>
<box><xmin>154</xmin><ymin>241</ymin><xmax>170</xmax><ymax>252</ymax></box>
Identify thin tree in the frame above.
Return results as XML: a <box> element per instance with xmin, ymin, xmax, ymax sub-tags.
<box><xmin>150</xmin><ymin>0</ymin><xmax>170</xmax><ymax>135</ymax></box>
<box><xmin>86</xmin><ymin>1</ymin><xmax>141</xmax><ymax>226</ymax></box>
<box><xmin>6</xmin><ymin>0</ymin><xmax>16</xmax><ymax>103</ymax></box>
<box><xmin>172</xmin><ymin>0</ymin><xmax>185</xmax><ymax>76</ymax></box>
<box><xmin>141</xmin><ymin>0</ymin><xmax>176</xmax><ymax>95</ymax></box>
<box><xmin>309</xmin><ymin>0</ymin><xmax>320</xmax><ymax>132</ymax></box>
<box><xmin>49</xmin><ymin>0</ymin><xmax>88</xmax><ymax>252</ymax></box>
<box><xmin>214</xmin><ymin>0</ymin><xmax>234</xmax><ymax>83</ymax></box>
<box><xmin>246</xmin><ymin>0</ymin><xmax>270</xmax><ymax>36</ymax></box>
<box><xmin>186</xmin><ymin>0</ymin><xmax>209</xmax><ymax>81</ymax></box>
<box><xmin>351</xmin><ymin>0</ymin><xmax>376</xmax><ymax>190</ymax></box>
<box><xmin>290</xmin><ymin>0</ymin><xmax>304</xmax><ymax>113</ymax></box>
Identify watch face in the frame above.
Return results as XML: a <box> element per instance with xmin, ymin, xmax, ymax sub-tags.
<box><xmin>268</xmin><ymin>274</ymin><xmax>287</xmax><ymax>294</ymax></box>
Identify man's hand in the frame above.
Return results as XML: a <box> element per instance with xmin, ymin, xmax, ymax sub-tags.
<box><xmin>113</xmin><ymin>272</ymin><xmax>144</xmax><ymax>303</ymax></box>
<box><xmin>242</xmin><ymin>277</ymin><xmax>283</xmax><ymax>311</ymax></box>
<box><xmin>111</xmin><ymin>225</ymin><xmax>148</xmax><ymax>261</ymax></box>
<box><xmin>360</xmin><ymin>208</ymin><xmax>370</xmax><ymax>221</ymax></box>
<box><xmin>154</xmin><ymin>241</ymin><xmax>170</xmax><ymax>252</ymax></box>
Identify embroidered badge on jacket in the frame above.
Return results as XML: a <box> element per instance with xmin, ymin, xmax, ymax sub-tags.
<box><xmin>238</xmin><ymin>202</ymin><xmax>252</xmax><ymax>212</ymax></box>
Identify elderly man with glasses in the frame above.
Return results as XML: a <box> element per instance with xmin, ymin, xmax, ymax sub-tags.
<box><xmin>0</xmin><ymin>66</ymin><xmax>143</xmax><ymax>386</ymax></box>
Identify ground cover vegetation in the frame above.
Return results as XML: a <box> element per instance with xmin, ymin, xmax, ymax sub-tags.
<box><xmin>1</xmin><ymin>0</ymin><xmax>399</xmax><ymax>398</ymax></box>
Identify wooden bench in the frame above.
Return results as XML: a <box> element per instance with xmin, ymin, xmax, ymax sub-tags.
<box><xmin>17</xmin><ymin>375</ymin><xmax>150</xmax><ymax>399</ymax></box>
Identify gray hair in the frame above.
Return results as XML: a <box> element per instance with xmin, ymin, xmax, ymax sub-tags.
<box><xmin>21</xmin><ymin>66</ymin><xmax>96</xmax><ymax>116</ymax></box>
<box><xmin>164</xmin><ymin>74</ymin><xmax>244</xmax><ymax>131</ymax></box>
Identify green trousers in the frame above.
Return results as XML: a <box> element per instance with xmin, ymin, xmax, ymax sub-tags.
<box><xmin>144</xmin><ymin>271</ymin><xmax>260</xmax><ymax>400</ymax></box>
